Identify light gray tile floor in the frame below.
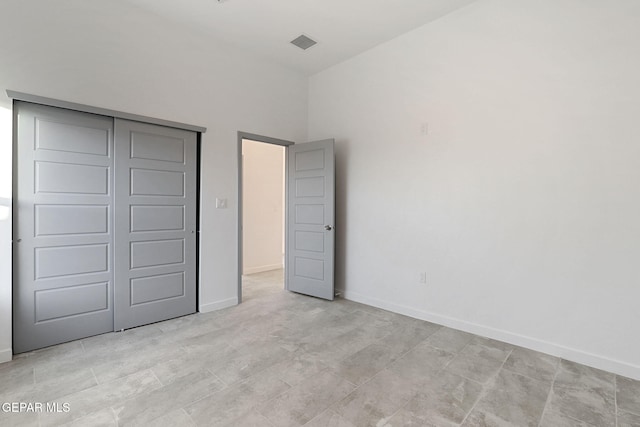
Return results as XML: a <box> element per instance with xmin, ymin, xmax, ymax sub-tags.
<box><xmin>0</xmin><ymin>269</ymin><xmax>638</xmax><ymax>426</ymax></box>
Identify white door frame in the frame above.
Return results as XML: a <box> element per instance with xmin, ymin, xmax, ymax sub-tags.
<box><xmin>237</xmin><ymin>132</ymin><xmax>294</xmax><ymax>303</ymax></box>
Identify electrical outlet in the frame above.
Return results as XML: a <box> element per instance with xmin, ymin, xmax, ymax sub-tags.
<box><xmin>419</xmin><ymin>272</ymin><xmax>427</xmax><ymax>284</ymax></box>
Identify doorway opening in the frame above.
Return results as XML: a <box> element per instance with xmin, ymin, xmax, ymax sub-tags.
<box><xmin>237</xmin><ymin>132</ymin><xmax>293</xmax><ymax>303</ymax></box>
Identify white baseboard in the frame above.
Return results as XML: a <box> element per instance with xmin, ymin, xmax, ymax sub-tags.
<box><xmin>0</xmin><ymin>348</ymin><xmax>12</xmax><ymax>364</ymax></box>
<box><xmin>199</xmin><ymin>297</ymin><xmax>238</xmax><ymax>314</ymax></box>
<box><xmin>342</xmin><ymin>290</ymin><xmax>640</xmax><ymax>381</ymax></box>
<box><xmin>243</xmin><ymin>264</ymin><xmax>283</xmax><ymax>275</ymax></box>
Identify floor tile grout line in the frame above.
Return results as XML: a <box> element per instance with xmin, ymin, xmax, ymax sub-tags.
<box><xmin>193</xmin><ymin>347</ymin><xmax>296</xmax><ymax>412</ymax></box>
<box><xmin>69</xmin><ymin>370</ymin><xmax>165</xmax><ymax>427</ymax></box>
<box><xmin>181</xmin><ymin>407</ymin><xmax>198</xmax><ymax>427</ymax></box>
<box><xmin>621</xmin><ymin>407</ymin><xmax>640</xmax><ymax>418</ymax></box>
<box><xmin>259</xmin><ymin>367</ymin><xmax>356</xmax><ymax>424</ymax></box>
<box><xmin>260</xmin><ymin>411</ymin><xmax>278</xmax><ymax>427</ymax></box>
<box><xmin>150</xmin><ymin>369</ymin><xmax>164</xmax><ymax>387</ymax></box>
<box><xmin>301</xmin><ymin>408</ymin><xmax>334</xmax><ymax>426</ymax></box>
<box><xmin>458</xmin><ymin>348</ymin><xmax>513</xmax><ymax>426</ymax></box>
<box><xmin>614</xmin><ymin>375</ymin><xmax>618</xmax><ymax>427</ymax></box>
<box><xmin>209</xmin><ymin>370</ymin><xmax>228</xmax><ymax>388</ymax></box>
<box><xmin>280</xmin><ymin>378</ymin><xmax>295</xmax><ymax>389</ymax></box>
<box><xmin>329</xmin><ymin>341</ymin><xmax>411</xmax><ymax>394</ymax></box>
<box><xmin>213</xmin><ymin>348</ymin><xmax>292</xmax><ymax>387</ymax></box>
<box><xmin>446</xmin><ymin>370</ymin><xmax>486</xmax><ymax>388</ymax></box>
<box><xmin>90</xmin><ymin>367</ymin><xmax>100</xmax><ymax>386</ymax></box>
<box><xmin>457</xmin><ymin>380</ymin><xmax>488</xmax><ymax>425</ymax></box>
<box><xmin>439</xmin><ymin>348</ymin><xmax>459</xmax><ymax>372</ymax></box>
<box><xmin>358</xmin><ymin>350</ymin><xmax>471</xmax><ymax>425</ymax></box>
<box><xmin>501</xmin><ymin>364</ymin><xmax>556</xmax><ymax>385</ymax></box>
<box><xmin>333</xmin><ymin>364</ymin><xmax>380</xmax><ymax>396</ymax></box>
<box><xmin>439</xmin><ymin>336</ymin><xmax>514</xmax><ymax>382</ymax></box>
<box><xmin>374</xmin><ymin>326</ymin><xmax>444</xmax><ymax>365</ymax></box>
<box><xmin>326</xmin><ymin>369</ymin><xmax>373</xmax><ymax>423</ymax></box>
<box><xmin>391</xmin><ymin>339</ymin><xmax>456</xmax><ymax>372</ymax></box>
<box><xmin>536</xmin><ymin>358</ymin><xmax>560</xmax><ymax>427</ymax></box>
<box><xmin>108</xmin><ymin>407</ymin><xmax>118</xmax><ymax>426</ymax></box>
<box><xmin>381</xmin><ymin>398</ymin><xmax>412</xmax><ymax>426</ymax></box>
<box><xmin>178</xmin><ymin>382</ymin><xmax>229</xmax><ymax>415</ymax></box>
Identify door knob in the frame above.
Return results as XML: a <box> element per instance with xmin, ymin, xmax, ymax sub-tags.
<box><xmin>325</xmin><ymin>225</ymin><xmax>333</xmax><ymax>231</ymax></box>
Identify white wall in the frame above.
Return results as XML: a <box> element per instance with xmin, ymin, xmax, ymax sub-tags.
<box><xmin>0</xmin><ymin>0</ymin><xmax>307</xmax><ymax>359</ymax></box>
<box><xmin>309</xmin><ymin>0</ymin><xmax>640</xmax><ymax>379</ymax></box>
<box><xmin>0</xmin><ymin>106</ymin><xmax>12</xmax><ymax>363</ymax></box>
<box><xmin>242</xmin><ymin>140</ymin><xmax>285</xmax><ymax>274</ymax></box>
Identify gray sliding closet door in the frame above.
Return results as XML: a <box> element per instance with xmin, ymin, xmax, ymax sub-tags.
<box><xmin>14</xmin><ymin>103</ymin><xmax>199</xmax><ymax>353</ymax></box>
<box><xmin>113</xmin><ymin>119</ymin><xmax>197</xmax><ymax>330</ymax></box>
<box><xmin>13</xmin><ymin>102</ymin><xmax>115</xmax><ymax>353</ymax></box>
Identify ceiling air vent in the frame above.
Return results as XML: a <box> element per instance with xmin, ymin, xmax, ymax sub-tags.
<box><xmin>290</xmin><ymin>35</ymin><xmax>317</xmax><ymax>50</ymax></box>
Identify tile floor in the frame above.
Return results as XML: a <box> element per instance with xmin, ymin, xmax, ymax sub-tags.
<box><xmin>1</xmin><ymin>269</ymin><xmax>639</xmax><ymax>426</ymax></box>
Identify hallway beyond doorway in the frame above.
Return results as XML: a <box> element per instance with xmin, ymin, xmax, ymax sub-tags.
<box><xmin>242</xmin><ymin>269</ymin><xmax>284</xmax><ymax>303</ymax></box>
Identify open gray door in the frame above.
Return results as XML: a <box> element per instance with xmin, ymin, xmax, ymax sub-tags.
<box><xmin>13</xmin><ymin>102</ymin><xmax>115</xmax><ymax>353</ymax></box>
<box><xmin>286</xmin><ymin>139</ymin><xmax>335</xmax><ymax>300</ymax></box>
<box><xmin>113</xmin><ymin>119</ymin><xmax>197</xmax><ymax>330</ymax></box>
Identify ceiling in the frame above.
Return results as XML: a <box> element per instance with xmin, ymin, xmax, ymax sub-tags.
<box><xmin>123</xmin><ymin>0</ymin><xmax>478</xmax><ymax>75</ymax></box>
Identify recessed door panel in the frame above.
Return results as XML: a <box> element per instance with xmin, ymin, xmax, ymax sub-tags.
<box><xmin>295</xmin><ymin>149</ymin><xmax>324</xmax><ymax>171</ymax></box>
<box><xmin>295</xmin><ymin>176</ymin><xmax>325</xmax><ymax>198</ymax></box>
<box><xmin>294</xmin><ymin>257</ymin><xmax>324</xmax><ymax>281</ymax></box>
<box><xmin>295</xmin><ymin>231</ymin><xmax>324</xmax><ymax>252</ymax></box>
<box><xmin>295</xmin><ymin>204</ymin><xmax>324</xmax><ymax>225</ymax></box>
<box><xmin>35</xmin><ymin>244</ymin><xmax>109</xmax><ymax>279</ymax></box>
<box><xmin>130</xmin><ymin>169</ymin><xmax>184</xmax><ymax>196</ymax></box>
<box><xmin>130</xmin><ymin>205</ymin><xmax>184</xmax><ymax>232</ymax></box>
<box><xmin>131</xmin><ymin>131</ymin><xmax>185</xmax><ymax>163</ymax></box>
<box><xmin>36</xmin><ymin>162</ymin><xmax>109</xmax><ymax>195</ymax></box>
<box><xmin>130</xmin><ymin>239</ymin><xmax>184</xmax><ymax>269</ymax></box>
<box><xmin>35</xmin><ymin>282</ymin><xmax>109</xmax><ymax>322</ymax></box>
<box><xmin>36</xmin><ymin>118</ymin><xmax>109</xmax><ymax>156</ymax></box>
<box><xmin>130</xmin><ymin>272</ymin><xmax>184</xmax><ymax>305</ymax></box>
<box><xmin>35</xmin><ymin>205</ymin><xmax>108</xmax><ymax>236</ymax></box>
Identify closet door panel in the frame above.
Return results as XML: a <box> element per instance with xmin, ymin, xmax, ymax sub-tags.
<box><xmin>113</xmin><ymin>119</ymin><xmax>197</xmax><ymax>330</ymax></box>
<box><xmin>13</xmin><ymin>102</ymin><xmax>115</xmax><ymax>353</ymax></box>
